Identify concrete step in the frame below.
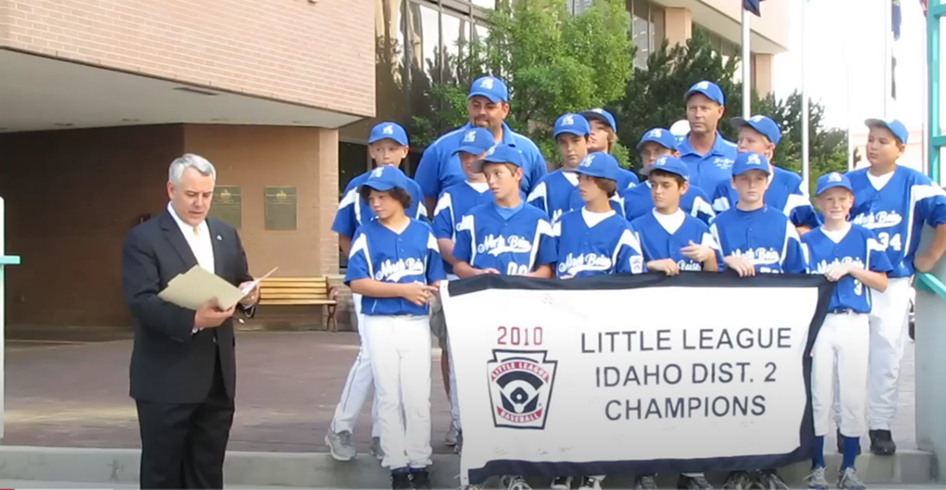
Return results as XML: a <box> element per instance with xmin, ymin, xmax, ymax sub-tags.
<box><xmin>0</xmin><ymin>446</ymin><xmax>935</xmax><ymax>488</ymax></box>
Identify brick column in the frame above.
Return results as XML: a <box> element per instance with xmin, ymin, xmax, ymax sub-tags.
<box><xmin>663</xmin><ymin>7</ymin><xmax>693</xmax><ymax>48</ymax></box>
<box><xmin>753</xmin><ymin>53</ymin><xmax>774</xmax><ymax>96</ymax></box>
<box><xmin>316</xmin><ymin>129</ymin><xmax>340</xmax><ymax>275</ymax></box>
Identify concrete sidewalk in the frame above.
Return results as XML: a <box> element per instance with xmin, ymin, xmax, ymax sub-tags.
<box><xmin>2</xmin><ymin>331</ymin><xmax>920</xmax><ymax>454</ymax></box>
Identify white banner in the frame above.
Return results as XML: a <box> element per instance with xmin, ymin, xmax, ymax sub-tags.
<box><xmin>442</xmin><ymin>274</ymin><xmax>830</xmax><ymax>485</ymax></box>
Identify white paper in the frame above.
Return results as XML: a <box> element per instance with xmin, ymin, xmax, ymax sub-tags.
<box><xmin>159</xmin><ymin>266</ymin><xmax>248</xmax><ymax>311</ymax></box>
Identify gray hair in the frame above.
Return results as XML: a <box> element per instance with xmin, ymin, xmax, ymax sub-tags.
<box><xmin>169</xmin><ymin>153</ymin><xmax>216</xmax><ymax>185</ymax></box>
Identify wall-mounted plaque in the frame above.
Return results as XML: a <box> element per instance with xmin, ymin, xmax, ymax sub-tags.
<box><xmin>209</xmin><ymin>186</ymin><xmax>242</xmax><ymax>229</ymax></box>
<box><xmin>264</xmin><ymin>186</ymin><xmax>297</xmax><ymax>230</ymax></box>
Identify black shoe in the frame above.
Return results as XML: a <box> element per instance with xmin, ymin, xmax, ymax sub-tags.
<box><xmin>392</xmin><ymin>470</ymin><xmax>412</xmax><ymax>490</ymax></box>
<box><xmin>869</xmin><ymin>429</ymin><xmax>897</xmax><ymax>455</ymax></box>
<box><xmin>410</xmin><ymin>469</ymin><xmax>432</xmax><ymax>490</ymax></box>
<box><xmin>677</xmin><ymin>474</ymin><xmax>713</xmax><ymax>489</ymax></box>
<box><xmin>756</xmin><ymin>469</ymin><xmax>789</xmax><ymax>489</ymax></box>
<box><xmin>721</xmin><ymin>471</ymin><xmax>753</xmax><ymax>489</ymax></box>
<box><xmin>837</xmin><ymin>428</ymin><xmax>861</xmax><ymax>455</ymax></box>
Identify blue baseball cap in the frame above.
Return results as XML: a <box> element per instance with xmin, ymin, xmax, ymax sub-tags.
<box><xmin>636</xmin><ymin>127</ymin><xmax>677</xmax><ymax>151</ymax></box>
<box><xmin>453</xmin><ymin>127</ymin><xmax>495</xmax><ymax>156</ymax></box>
<box><xmin>732</xmin><ymin>115</ymin><xmax>782</xmax><ymax>145</ymax></box>
<box><xmin>472</xmin><ymin>144</ymin><xmax>523</xmax><ymax>172</ymax></box>
<box><xmin>368</xmin><ymin>121</ymin><xmax>409</xmax><ymax>146</ymax></box>
<box><xmin>579</xmin><ymin>108</ymin><xmax>617</xmax><ymax>131</ymax></box>
<box><xmin>468</xmin><ymin>75</ymin><xmax>509</xmax><ymax>103</ymax></box>
<box><xmin>553</xmin><ymin>113</ymin><xmax>591</xmax><ymax>138</ymax></box>
<box><xmin>865</xmin><ymin>118</ymin><xmax>909</xmax><ymax>144</ymax></box>
<box><xmin>361</xmin><ymin>165</ymin><xmax>410</xmax><ymax>192</ymax></box>
<box><xmin>815</xmin><ymin>171</ymin><xmax>853</xmax><ymax>195</ymax></box>
<box><xmin>731</xmin><ymin>151</ymin><xmax>772</xmax><ymax>176</ymax></box>
<box><xmin>685</xmin><ymin>80</ymin><xmax>725</xmax><ymax>106</ymax></box>
<box><xmin>574</xmin><ymin>152</ymin><xmax>620</xmax><ymax>181</ymax></box>
<box><xmin>642</xmin><ymin>154</ymin><xmax>689</xmax><ymax>181</ymax></box>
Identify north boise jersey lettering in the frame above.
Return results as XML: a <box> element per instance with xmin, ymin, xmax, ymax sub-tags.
<box><xmin>632</xmin><ymin>210</ymin><xmax>724</xmax><ymax>271</ymax></box>
<box><xmin>414</xmin><ymin>122</ymin><xmax>548</xmax><ymax>199</ymax></box>
<box><xmin>553</xmin><ymin>209</ymin><xmax>645</xmax><ymax>278</ymax></box>
<box><xmin>453</xmin><ymin>203</ymin><xmax>557</xmax><ymax>276</ymax></box>
<box><xmin>621</xmin><ymin>181</ymin><xmax>716</xmax><ymax>225</ymax></box>
<box><xmin>526</xmin><ymin>169</ymin><xmax>623</xmax><ymax>223</ymax></box>
<box><xmin>344</xmin><ymin>219</ymin><xmax>446</xmax><ymax>316</ymax></box>
<box><xmin>432</xmin><ymin>181</ymin><xmax>495</xmax><ymax>276</ymax></box>
<box><xmin>710</xmin><ymin>206</ymin><xmax>809</xmax><ymax>274</ymax></box>
<box><xmin>331</xmin><ymin>169</ymin><xmax>427</xmax><ymax>238</ymax></box>
<box><xmin>711</xmin><ymin>166</ymin><xmax>821</xmax><ymax>229</ymax></box>
<box><xmin>676</xmin><ymin>132</ymin><xmax>738</xmax><ymax>192</ymax></box>
<box><xmin>802</xmin><ymin>224</ymin><xmax>893</xmax><ymax>313</ymax></box>
<box><xmin>847</xmin><ymin>166</ymin><xmax>946</xmax><ymax>277</ymax></box>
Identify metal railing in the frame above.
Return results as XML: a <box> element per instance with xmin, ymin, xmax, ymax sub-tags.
<box><xmin>0</xmin><ymin>196</ymin><xmax>21</xmax><ymax>441</ymax></box>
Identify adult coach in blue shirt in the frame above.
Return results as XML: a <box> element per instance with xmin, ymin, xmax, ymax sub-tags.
<box><xmin>414</xmin><ymin>75</ymin><xmax>548</xmax><ymax>215</ymax></box>
<box><xmin>677</xmin><ymin>80</ymin><xmax>738</xmax><ymax>192</ymax></box>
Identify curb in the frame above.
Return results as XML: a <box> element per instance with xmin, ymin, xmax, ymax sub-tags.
<box><xmin>0</xmin><ymin>447</ymin><xmax>933</xmax><ymax>488</ymax></box>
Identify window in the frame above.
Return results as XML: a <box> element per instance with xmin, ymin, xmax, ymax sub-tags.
<box><xmin>441</xmin><ymin>11</ymin><xmax>471</xmax><ymax>85</ymax></box>
<box><xmin>471</xmin><ymin>0</ymin><xmax>495</xmax><ymax>8</ymax></box>
<box><xmin>628</xmin><ymin>0</ymin><xmax>664</xmax><ymax>69</ymax></box>
<box><xmin>693</xmin><ymin>25</ymin><xmax>742</xmax><ymax>81</ymax></box>
<box><xmin>567</xmin><ymin>0</ymin><xmax>593</xmax><ymax>14</ymax></box>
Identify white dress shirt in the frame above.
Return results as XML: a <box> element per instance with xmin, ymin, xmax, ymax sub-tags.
<box><xmin>167</xmin><ymin>202</ymin><xmax>214</xmax><ymax>274</ymax></box>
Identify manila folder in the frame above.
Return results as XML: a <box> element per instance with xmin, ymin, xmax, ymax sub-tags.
<box><xmin>158</xmin><ymin>266</ymin><xmax>246</xmax><ymax>311</ymax></box>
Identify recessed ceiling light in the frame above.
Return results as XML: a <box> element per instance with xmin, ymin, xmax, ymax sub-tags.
<box><xmin>122</xmin><ymin>118</ymin><xmax>141</xmax><ymax>123</ymax></box>
<box><xmin>292</xmin><ymin>120</ymin><xmax>310</xmax><ymax>124</ymax></box>
<box><xmin>211</xmin><ymin>118</ymin><xmax>231</xmax><ymax>122</ymax></box>
<box><xmin>54</xmin><ymin>123</ymin><xmax>73</xmax><ymax>127</ymax></box>
<box><xmin>173</xmin><ymin>86</ymin><xmax>220</xmax><ymax>96</ymax></box>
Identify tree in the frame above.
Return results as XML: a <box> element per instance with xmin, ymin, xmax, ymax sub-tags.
<box><xmin>411</xmin><ymin>0</ymin><xmax>635</xmax><ymax>166</ymax></box>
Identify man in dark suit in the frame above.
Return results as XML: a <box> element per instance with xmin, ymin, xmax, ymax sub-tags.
<box><xmin>122</xmin><ymin>153</ymin><xmax>259</xmax><ymax>489</ymax></box>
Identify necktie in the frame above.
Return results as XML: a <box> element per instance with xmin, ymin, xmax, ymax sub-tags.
<box><xmin>193</xmin><ymin>226</ymin><xmax>200</xmax><ymax>237</ymax></box>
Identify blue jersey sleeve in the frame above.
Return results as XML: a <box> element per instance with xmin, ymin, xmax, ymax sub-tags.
<box><xmin>689</xmin><ymin>187</ymin><xmax>717</xmax><ymax>225</ymax></box>
<box><xmin>783</xmin><ymin>224</ymin><xmax>810</xmax><ymax>273</ymax></box>
<box><xmin>914</xmin><ymin>176</ymin><xmax>946</xmax><ymax>227</ymax></box>
<box><xmin>700</xmin><ymin>227</ymin><xmax>726</xmax><ymax>271</ymax></box>
<box><xmin>415</xmin><ymin>143</ymin><xmax>443</xmax><ymax>199</ymax></box>
<box><xmin>526</xmin><ymin>180</ymin><xmax>549</xmax><ymax>215</ymax></box>
<box><xmin>408</xmin><ymin>180</ymin><xmax>429</xmax><ymax>220</ymax></box>
<box><xmin>426</xmin><ymin>230</ymin><xmax>447</xmax><ymax>283</ymax></box>
<box><xmin>527</xmin><ymin>150</ymin><xmax>549</xmax><ymax>195</ymax></box>
<box><xmin>867</xmin><ymin>230</ymin><xmax>894</xmax><ymax>273</ymax></box>
<box><xmin>331</xmin><ymin>188</ymin><xmax>360</xmax><ymax>238</ymax></box>
<box><xmin>614</xmin><ymin>228</ymin><xmax>646</xmax><ymax>274</ymax></box>
<box><xmin>343</xmin><ymin>230</ymin><xmax>372</xmax><ymax>284</ymax></box>
<box><xmin>711</xmin><ymin>181</ymin><xmax>732</xmax><ymax>213</ymax></box>
<box><xmin>535</xmin><ymin>219</ymin><xmax>558</xmax><ymax>267</ymax></box>
<box><xmin>431</xmin><ymin>192</ymin><xmax>456</xmax><ymax>239</ymax></box>
<box><xmin>452</xmin><ymin>214</ymin><xmax>475</xmax><ymax>264</ymax></box>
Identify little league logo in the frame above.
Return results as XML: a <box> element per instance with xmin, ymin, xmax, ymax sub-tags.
<box><xmin>486</xmin><ymin>350</ymin><xmax>558</xmax><ymax>430</ymax></box>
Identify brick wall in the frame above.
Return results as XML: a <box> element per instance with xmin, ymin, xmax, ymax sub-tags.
<box><xmin>0</xmin><ymin>0</ymin><xmax>375</xmax><ymax>118</ymax></box>
<box><xmin>0</xmin><ymin>123</ymin><xmax>340</xmax><ymax>328</ymax></box>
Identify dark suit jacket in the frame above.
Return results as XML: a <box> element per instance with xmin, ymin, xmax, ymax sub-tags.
<box><xmin>121</xmin><ymin>210</ymin><xmax>253</xmax><ymax>404</ymax></box>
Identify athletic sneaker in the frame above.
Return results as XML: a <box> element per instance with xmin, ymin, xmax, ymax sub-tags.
<box><xmin>325</xmin><ymin>430</ymin><xmax>356</xmax><ymax>462</ymax></box>
<box><xmin>721</xmin><ymin>471</ymin><xmax>754</xmax><ymax>489</ymax></box>
<box><xmin>369</xmin><ymin>436</ymin><xmax>385</xmax><ymax>460</ymax></box>
<box><xmin>446</xmin><ymin>425</ymin><xmax>459</xmax><ymax>447</ymax></box>
<box><xmin>551</xmin><ymin>476</ymin><xmax>572</xmax><ymax>489</ymax></box>
<box><xmin>869</xmin><ymin>429</ymin><xmax>896</xmax><ymax>456</ymax></box>
<box><xmin>578</xmin><ymin>476</ymin><xmax>602</xmax><ymax>490</ymax></box>
<box><xmin>678</xmin><ymin>474</ymin><xmax>713</xmax><ymax>489</ymax></box>
<box><xmin>502</xmin><ymin>475</ymin><xmax>532</xmax><ymax>490</ymax></box>
<box><xmin>806</xmin><ymin>466</ymin><xmax>829</xmax><ymax>489</ymax></box>
<box><xmin>837</xmin><ymin>467</ymin><xmax>866</xmax><ymax>490</ymax></box>
<box><xmin>410</xmin><ymin>468</ymin><xmax>432</xmax><ymax>490</ymax></box>
<box><xmin>391</xmin><ymin>470</ymin><xmax>412</xmax><ymax>490</ymax></box>
<box><xmin>757</xmin><ymin>469</ymin><xmax>790</xmax><ymax>490</ymax></box>
<box><xmin>635</xmin><ymin>475</ymin><xmax>658</xmax><ymax>489</ymax></box>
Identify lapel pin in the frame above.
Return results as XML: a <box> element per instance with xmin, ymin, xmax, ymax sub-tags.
<box><xmin>216</xmin><ymin>235</ymin><xmax>223</xmax><ymax>241</ymax></box>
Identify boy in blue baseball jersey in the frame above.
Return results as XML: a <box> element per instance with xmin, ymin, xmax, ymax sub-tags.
<box><xmin>580</xmin><ymin>107</ymin><xmax>640</xmax><ymax>191</ymax></box>
<box><xmin>327</xmin><ymin>122</ymin><xmax>426</xmax><ymax>462</ymax></box>
<box><xmin>549</xmin><ymin>152</ymin><xmax>644</xmax><ymax>490</ymax></box>
<box><xmin>803</xmin><ymin>172</ymin><xmax>892</xmax><ymax>490</ymax></box>
<box><xmin>344</xmin><ymin>167</ymin><xmax>445</xmax><ymax>490</ymax></box>
<box><xmin>632</xmin><ymin>155</ymin><xmax>722</xmax><ymax>277</ymax></box>
<box><xmin>711</xmin><ymin>152</ymin><xmax>808</xmax><ymax>490</ymax></box>
<box><xmin>623</xmin><ymin>128</ymin><xmax>716</xmax><ymax>226</ymax></box>
<box><xmin>710</xmin><ymin>115</ymin><xmax>821</xmax><ymax>232</ymax></box>
<box><xmin>527</xmin><ymin>113</ymin><xmax>594</xmax><ymax>223</ymax></box>
<box><xmin>429</xmin><ymin>125</ymin><xmax>495</xmax><ymax>450</ymax></box>
<box><xmin>452</xmin><ymin>144</ymin><xmax>557</xmax><ymax>490</ymax></box>
<box><xmin>848</xmin><ymin>118</ymin><xmax>946</xmax><ymax>456</ymax></box>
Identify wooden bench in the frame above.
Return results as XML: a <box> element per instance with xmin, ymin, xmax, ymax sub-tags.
<box><xmin>258</xmin><ymin>276</ymin><xmax>339</xmax><ymax>332</ymax></box>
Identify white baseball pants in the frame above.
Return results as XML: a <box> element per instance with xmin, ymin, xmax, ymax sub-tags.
<box><xmin>813</xmin><ymin>313</ymin><xmax>870</xmax><ymax>437</ymax></box>
<box><xmin>329</xmin><ymin>293</ymin><xmax>380</xmax><ymax>438</ymax></box>
<box><xmin>364</xmin><ymin>314</ymin><xmax>433</xmax><ymax>470</ymax></box>
<box><xmin>866</xmin><ymin>277</ymin><xmax>912</xmax><ymax>431</ymax></box>
<box><xmin>448</xmin><ymin>338</ymin><xmax>461</xmax><ymax>432</ymax></box>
